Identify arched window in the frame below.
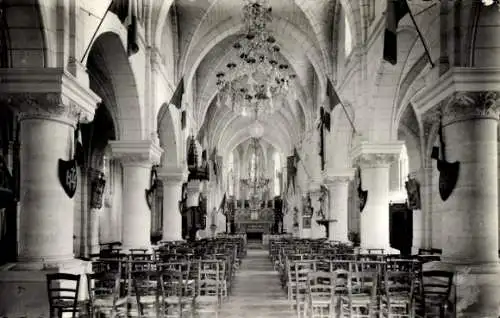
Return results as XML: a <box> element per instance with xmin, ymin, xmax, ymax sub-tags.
<box><xmin>344</xmin><ymin>13</ymin><xmax>353</xmax><ymax>57</ymax></box>
<box><xmin>273</xmin><ymin>152</ymin><xmax>281</xmax><ymax>196</ymax></box>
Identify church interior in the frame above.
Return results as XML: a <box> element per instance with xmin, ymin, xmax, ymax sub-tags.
<box><xmin>0</xmin><ymin>0</ymin><xmax>499</xmax><ymax>317</ymax></box>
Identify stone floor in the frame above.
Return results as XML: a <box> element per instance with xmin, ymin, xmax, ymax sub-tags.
<box><xmin>217</xmin><ymin>247</ymin><xmax>295</xmax><ymax>318</ymax></box>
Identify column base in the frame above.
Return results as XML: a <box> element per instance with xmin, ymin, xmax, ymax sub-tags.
<box><xmin>0</xmin><ymin>258</ymin><xmax>92</xmax><ymax>318</ymax></box>
<box><xmin>423</xmin><ymin>261</ymin><xmax>500</xmax><ymax>317</ymax></box>
<box><xmin>121</xmin><ymin>242</ymin><xmax>152</xmax><ymax>253</ymax></box>
<box><xmin>161</xmin><ymin>235</ymin><xmax>184</xmax><ymax>242</ymax></box>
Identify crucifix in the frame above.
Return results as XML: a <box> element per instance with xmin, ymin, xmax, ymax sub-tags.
<box><xmin>316</xmin><ymin>107</ymin><xmax>330</xmax><ymax>171</ymax></box>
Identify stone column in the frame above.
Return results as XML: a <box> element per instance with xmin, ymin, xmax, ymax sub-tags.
<box><xmin>322</xmin><ymin>169</ymin><xmax>355</xmax><ymax>242</ymax></box>
<box><xmin>419</xmin><ymin>92</ymin><xmax>500</xmax><ymax>317</ymax></box>
<box><xmin>157</xmin><ymin>166</ymin><xmax>186</xmax><ymax>242</ymax></box>
<box><xmin>110</xmin><ymin>140</ymin><xmax>163</xmax><ymax>251</ymax></box>
<box><xmin>0</xmin><ymin>69</ymin><xmax>100</xmax><ymax>317</ymax></box>
<box><xmin>14</xmin><ymin>95</ymin><xmax>96</xmax><ymax>266</ymax></box>
<box><xmin>440</xmin><ymin>92</ymin><xmax>499</xmax><ymax>263</ymax></box>
<box><xmin>351</xmin><ymin>142</ymin><xmax>403</xmax><ymax>251</ymax></box>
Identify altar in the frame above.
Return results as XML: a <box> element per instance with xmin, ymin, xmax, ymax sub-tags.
<box><xmin>234</xmin><ymin>206</ymin><xmax>274</xmax><ymax>241</ymax></box>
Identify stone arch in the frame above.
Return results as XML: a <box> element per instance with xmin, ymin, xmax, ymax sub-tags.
<box><xmin>86</xmin><ymin>104</ymin><xmax>117</xmax><ymax>166</ymax></box>
<box><xmin>157</xmin><ymin>103</ymin><xmax>180</xmax><ymax>167</ymax></box>
<box><xmin>337</xmin><ymin>0</ymin><xmax>362</xmax><ymax>48</ymax></box>
<box><xmin>87</xmin><ymin>32</ymin><xmax>143</xmax><ymax>140</ymax></box>
<box><xmin>2</xmin><ymin>0</ymin><xmax>46</xmax><ymax>67</ymax></box>
<box><xmin>396</xmin><ymin>105</ymin><xmax>422</xmax><ymax>174</ymax></box>
<box><xmin>330</xmin><ymin>0</ymin><xmax>361</xmax><ymax>82</ymax></box>
<box><xmin>181</xmin><ymin>17</ymin><xmax>325</xmax><ymax>124</ymax></box>
<box><xmin>153</xmin><ymin>0</ymin><xmax>175</xmax><ymax>48</ymax></box>
<box><xmin>470</xmin><ymin>3</ymin><xmax>500</xmax><ymax>67</ymax></box>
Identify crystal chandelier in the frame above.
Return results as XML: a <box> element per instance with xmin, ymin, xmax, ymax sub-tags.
<box><xmin>241</xmin><ymin>137</ymin><xmax>270</xmax><ymax>192</ymax></box>
<box><xmin>215</xmin><ymin>0</ymin><xmax>296</xmax><ymax>117</ymax></box>
<box><xmin>482</xmin><ymin>0</ymin><xmax>500</xmax><ymax>10</ymax></box>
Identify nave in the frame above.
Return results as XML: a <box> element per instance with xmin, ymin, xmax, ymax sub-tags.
<box><xmin>47</xmin><ymin>234</ymin><xmax>450</xmax><ymax>318</ymax></box>
<box><xmin>0</xmin><ymin>1</ymin><xmax>500</xmax><ymax>317</ymax></box>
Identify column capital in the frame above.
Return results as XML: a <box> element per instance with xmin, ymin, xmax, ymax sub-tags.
<box><xmin>307</xmin><ymin>177</ymin><xmax>323</xmax><ymax>193</ymax></box>
<box><xmin>321</xmin><ymin>169</ymin><xmax>355</xmax><ymax>186</ymax></box>
<box><xmin>351</xmin><ymin>141</ymin><xmax>404</xmax><ymax>168</ymax></box>
<box><xmin>443</xmin><ymin>91</ymin><xmax>500</xmax><ymax>126</ymax></box>
<box><xmin>157</xmin><ymin>165</ymin><xmax>187</xmax><ymax>185</ymax></box>
<box><xmin>411</xmin><ymin>67</ymin><xmax>500</xmax><ymax>115</ymax></box>
<box><xmin>0</xmin><ymin>68</ymin><xmax>100</xmax><ymax>126</ymax></box>
<box><xmin>109</xmin><ymin>140</ymin><xmax>163</xmax><ymax>166</ymax></box>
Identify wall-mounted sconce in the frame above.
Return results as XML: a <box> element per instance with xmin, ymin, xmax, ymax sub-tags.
<box><xmin>90</xmin><ymin>171</ymin><xmax>106</xmax><ymax>209</ymax></box>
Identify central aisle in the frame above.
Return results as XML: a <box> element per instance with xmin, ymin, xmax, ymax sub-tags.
<box><xmin>218</xmin><ymin>248</ymin><xmax>294</xmax><ymax>318</ymax></box>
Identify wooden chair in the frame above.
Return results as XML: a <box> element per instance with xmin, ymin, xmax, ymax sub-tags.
<box><xmin>193</xmin><ymin>260</ymin><xmax>223</xmax><ymax>317</ymax></box>
<box><xmin>46</xmin><ymin>273</ymin><xmax>81</xmax><ymax>318</ymax></box>
<box><xmin>304</xmin><ymin>272</ymin><xmax>338</xmax><ymax>318</ymax></box>
<box><xmin>159</xmin><ymin>269</ymin><xmax>192</xmax><ymax>318</ymax></box>
<box><xmin>159</xmin><ymin>262</ymin><xmax>196</xmax><ymax>317</ymax></box>
<box><xmin>415</xmin><ymin>270</ymin><xmax>453</xmax><ymax>318</ymax></box>
<box><xmin>339</xmin><ymin>263</ymin><xmax>379</xmax><ymax>318</ymax></box>
<box><xmin>87</xmin><ymin>271</ymin><xmax>128</xmax><ymax>317</ymax></box>
<box><xmin>129</xmin><ymin>260</ymin><xmax>161</xmax><ymax>317</ymax></box>
<box><xmin>290</xmin><ymin>260</ymin><xmax>317</xmax><ymax>318</ymax></box>
<box><xmin>380</xmin><ymin>270</ymin><xmax>417</xmax><ymax>318</ymax></box>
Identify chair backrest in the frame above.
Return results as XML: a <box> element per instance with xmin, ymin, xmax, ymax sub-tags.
<box><xmin>419</xmin><ymin>270</ymin><xmax>453</xmax><ymax>302</ymax></box>
<box><xmin>196</xmin><ymin>259</ymin><xmax>221</xmax><ymax>297</ymax></box>
<box><xmin>46</xmin><ymin>273</ymin><xmax>81</xmax><ymax>318</ymax></box>
<box><xmin>159</xmin><ymin>269</ymin><xmax>183</xmax><ymax>299</ymax></box>
<box><xmin>385</xmin><ymin>259</ymin><xmax>421</xmax><ymax>273</ymax></box>
<box><xmin>307</xmin><ymin>271</ymin><xmax>338</xmax><ymax>302</ymax></box>
<box><xmin>87</xmin><ymin>271</ymin><xmax>121</xmax><ymax>309</ymax></box>
<box><xmin>383</xmin><ymin>270</ymin><xmax>416</xmax><ymax>297</ymax></box>
<box><xmin>291</xmin><ymin>260</ymin><xmax>317</xmax><ymax>285</ymax></box>
<box><xmin>347</xmin><ymin>267</ymin><xmax>378</xmax><ymax>298</ymax></box>
<box><xmin>367</xmin><ymin>248</ymin><xmax>385</xmax><ymax>255</ymax></box>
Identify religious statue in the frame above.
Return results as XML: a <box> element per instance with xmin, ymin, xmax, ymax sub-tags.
<box><xmin>90</xmin><ymin>171</ymin><xmax>106</xmax><ymax>209</ymax></box>
<box><xmin>405</xmin><ymin>176</ymin><xmax>421</xmax><ymax>210</ymax></box>
<box><xmin>293</xmin><ymin>206</ymin><xmax>299</xmax><ymax>227</ymax></box>
<box><xmin>317</xmin><ymin>185</ymin><xmax>328</xmax><ymax>219</ymax></box>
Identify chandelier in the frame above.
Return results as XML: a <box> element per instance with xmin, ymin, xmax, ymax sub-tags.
<box><xmin>482</xmin><ymin>0</ymin><xmax>500</xmax><ymax>10</ymax></box>
<box><xmin>215</xmin><ymin>0</ymin><xmax>296</xmax><ymax>117</ymax></box>
<box><xmin>241</xmin><ymin>137</ymin><xmax>270</xmax><ymax>192</ymax></box>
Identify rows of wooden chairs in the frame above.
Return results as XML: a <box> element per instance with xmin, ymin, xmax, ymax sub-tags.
<box><xmin>46</xmin><ymin>235</ymin><xmax>246</xmax><ymax>318</ymax></box>
<box><xmin>268</xmin><ymin>237</ymin><xmax>454</xmax><ymax>318</ymax></box>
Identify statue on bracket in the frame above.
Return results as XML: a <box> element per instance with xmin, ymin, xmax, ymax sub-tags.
<box><xmin>145</xmin><ymin>164</ymin><xmax>159</xmax><ymax>210</ymax></box>
<box><xmin>317</xmin><ymin>185</ymin><xmax>328</xmax><ymax>220</ymax></box>
<box><xmin>90</xmin><ymin>171</ymin><xmax>106</xmax><ymax>209</ymax></box>
<box><xmin>405</xmin><ymin>175</ymin><xmax>421</xmax><ymax>210</ymax></box>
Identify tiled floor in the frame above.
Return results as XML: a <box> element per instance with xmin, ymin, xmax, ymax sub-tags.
<box><xmin>217</xmin><ymin>248</ymin><xmax>295</xmax><ymax>318</ymax></box>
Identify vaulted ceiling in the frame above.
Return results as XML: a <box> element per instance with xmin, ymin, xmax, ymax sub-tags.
<box><xmin>171</xmin><ymin>0</ymin><xmax>338</xmax><ymax>157</ymax></box>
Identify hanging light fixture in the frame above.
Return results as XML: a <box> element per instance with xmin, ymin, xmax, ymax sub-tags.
<box><xmin>482</xmin><ymin>0</ymin><xmax>500</xmax><ymax>10</ymax></box>
<box><xmin>215</xmin><ymin>0</ymin><xmax>296</xmax><ymax>117</ymax></box>
<box><xmin>240</xmin><ymin>137</ymin><xmax>270</xmax><ymax>193</ymax></box>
